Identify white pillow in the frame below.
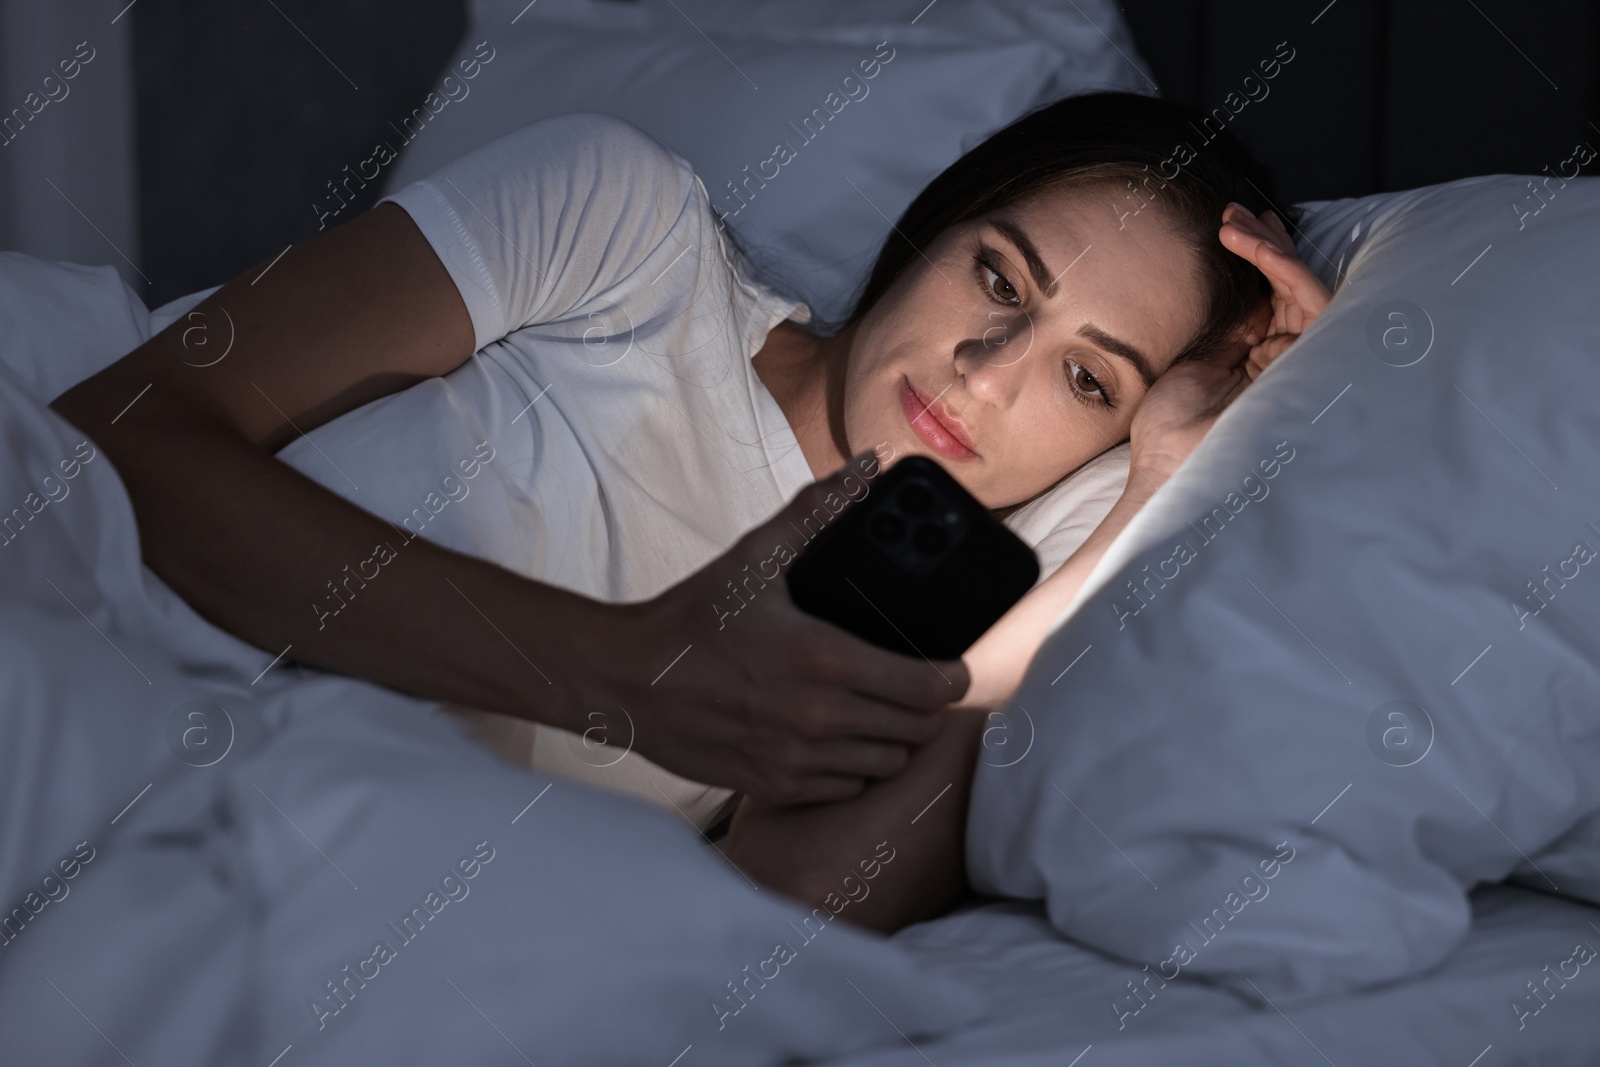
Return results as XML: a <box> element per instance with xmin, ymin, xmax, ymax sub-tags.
<box><xmin>1003</xmin><ymin>443</ymin><xmax>1131</xmax><ymax>580</ymax></box>
<box><xmin>0</xmin><ymin>252</ymin><xmax>150</xmax><ymax>403</ymax></box>
<box><xmin>967</xmin><ymin>172</ymin><xmax>1600</xmax><ymax>1004</ymax></box>
<box><xmin>378</xmin><ymin>7</ymin><xmax>1149</xmax><ymax>324</ymax></box>
<box><xmin>470</xmin><ymin>0</ymin><xmax>1153</xmax><ymax>106</ymax></box>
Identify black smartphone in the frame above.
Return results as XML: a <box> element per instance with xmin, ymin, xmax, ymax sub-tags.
<box><xmin>784</xmin><ymin>454</ymin><xmax>1040</xmax><ymax>660</ymax></box>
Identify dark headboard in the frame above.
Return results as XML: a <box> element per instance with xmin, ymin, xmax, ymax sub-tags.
<box><xmin>1117</xmin><ymin>0</ymin><xmax>1600</xmax><ymax>206</ymax></box>
<box><xmin>132</xmin><ymin>0</ymin><xmax>467</xmax><ymax>306</ymax></box>
<box><xmin>131</xmin><ymin>0</ymin><xmax>1599</xmax><ymax>305</ymax></box>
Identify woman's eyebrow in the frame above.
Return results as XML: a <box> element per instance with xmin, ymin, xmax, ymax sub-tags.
<box><xmin>990</xmin><ymin>218</ymin><xmax>1061</xmax><ymax>298</ymax></box>
<box><xmin>988</xmin><ymin>218</ymin><xmax>1156</xmax><ymax>387</ymax></box>
<box><xmin>1078</xmin><ymin>323</ymin><xmax>1157</xmax><ymax>387</ymax></box>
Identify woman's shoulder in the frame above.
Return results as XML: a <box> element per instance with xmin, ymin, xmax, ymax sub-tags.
<box><xmin>381</xmin><ymin>112</ymin><xmax>711</xmax><ymax>344</ymax></box>
<box><xmin>531</xmin><ymin>112</ymin><xmax>697</xmax><ymax>195</ymax></box>
<box><xmin>535</xmin><ymin>113</ymin><xmax>812</xmax><ymax>328</ymax></box>
<box><xmin>497</xmin><ymin>113</ymin><xmax>724</xmax><ymax>261</ymax></box>
<box><xmin>387</xmin><ymin>108</ymin><xmax>808</xmax><ymax>355</ymax></box>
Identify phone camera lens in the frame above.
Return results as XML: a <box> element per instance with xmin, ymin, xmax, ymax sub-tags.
<box><xmin>897</xmin><ymin>481</ymin><xmax>934</xmax><ymax>515</ymax></box>
<box><xmin>912</xmin><ymin>522</ymin><xmax>949</xmax><ymax>554</ymax></box>
<box><xmin>869</xmin><ymin>511</ymin><xmax>906</xmax><ymax>544</ymax></box>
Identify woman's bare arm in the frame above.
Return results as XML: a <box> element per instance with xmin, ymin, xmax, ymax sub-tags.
<box><xmin>718</xmin><ymin>708</ymin><xmax>987</xmax><ymax>933</ymax></box>
<box><xmin>714</xmin><ymin>468</ymin><xmax>1183</xmax><ymax>928</ymax></box>
<box><xmin>49</xmin><ymin>204</ymin><xmax>600</xmax><ymax>728</ymax></box>
<box><xmin>716</xmin><ymin>477</ymin><xmax>1163</xmax><ymax>932</ymax></box>
<box><xmin>956</xmin><ymin>476</ymin><xmax>1158</xmax><ymax>711</ymax></box>
<box><xmin>48</xmin><ymin>204</ymin><xmax>965</xmax><ymax>802</ymax></box>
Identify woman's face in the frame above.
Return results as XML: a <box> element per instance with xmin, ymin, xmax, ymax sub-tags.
<box><xmin>842</xmin><ymin>182</ymin><xmax>1210</xmax><ymax>508</ymax></box>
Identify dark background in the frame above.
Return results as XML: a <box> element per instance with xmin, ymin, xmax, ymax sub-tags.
<box><xmin>132</xmin><ymin>0</ymin><xmax>1600</xmax><ymax>306</ymax></box>
<box><xmin>1120</xmin><ymin>0</ymin><xmax>1600</xmax><ymax>216</ymax></box>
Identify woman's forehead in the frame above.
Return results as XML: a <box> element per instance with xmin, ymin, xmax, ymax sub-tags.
<box><xmin>978</xmin><ymin>195</ymin><xmax>1206</xmax><ymax>360</ymax></box>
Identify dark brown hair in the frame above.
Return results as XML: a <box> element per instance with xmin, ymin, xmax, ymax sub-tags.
<box><xmin>841</xmin><ymin>90</ymin><xmax>1289</xmax><ymax>365</ymax></box>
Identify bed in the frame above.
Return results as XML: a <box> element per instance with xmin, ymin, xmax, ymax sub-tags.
<box><xmin>826</xmin><ymin>886</ymin><xmax>1600</xmax><ymax>1066</ymax></box>
<box><xmin>3</xmin><ymin>1</ymin><xmax>1599</xmax><ymax>1063</ymax></box>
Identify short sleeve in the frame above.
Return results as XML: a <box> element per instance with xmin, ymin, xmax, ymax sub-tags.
<box><xmin>377</xmin><ymin>112</ymin><xmax>701</xmax><ymax>352</ymax></box>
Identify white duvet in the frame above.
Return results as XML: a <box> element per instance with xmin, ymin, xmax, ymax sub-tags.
<box><xmin>8</xmin><ymin>166</ymin><xmax>1600</xmax><ymax>1064</ymax></box>
<box><xmin>969</xmin><ymin>173</ymin><xmax>1600</xmax><ymax>1008</ymax></box>
<box><xmin>0</xmin><ymin>254</ymin><xmax>981</xmax><ymax>1065</ymax></box>
<box><xmin>818</xmin><ymin>886</ymin><xmax>1600</xmax><ymax>1066</ymax></box>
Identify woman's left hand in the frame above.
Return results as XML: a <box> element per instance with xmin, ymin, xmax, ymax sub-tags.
<box><xmin>1125</xmin><ymin>203</ymin><xmax>1332</xmax><ymax>486</ymax></box>
<box><xmin>1219</xmin><ymin>202</ymin><xmax>1333</xmax><ymax>379</ymax></box>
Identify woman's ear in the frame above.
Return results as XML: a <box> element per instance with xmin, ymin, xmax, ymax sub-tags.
<box><xmin>1237</xmin><ymin>298</ymin><xmax>1273</xmax><ymax>349</ymax></box>
<box><xmin>1209</xmin><ymin>302</ymin><xmax>1271</xmax><ymax>369</ymax></box>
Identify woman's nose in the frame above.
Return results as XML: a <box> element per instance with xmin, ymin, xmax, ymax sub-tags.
<box><xmin>957</xmin><ymin>314</ymin><xmax>1034</xmax><ymax>405</ymax></box>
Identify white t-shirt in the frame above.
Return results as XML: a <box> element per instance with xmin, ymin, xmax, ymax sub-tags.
<box><xmin>275</xmin><ymin>111</ymin><xmax>1129</xmax><ymax>830</ymax></box>
<box><xmin>278</xmin><ymin>112</ymin><xmax>813</xmax><ymax>829</ymax></box>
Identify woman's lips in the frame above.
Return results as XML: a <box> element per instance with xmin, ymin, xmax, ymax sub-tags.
<box><xmin>899</xmin><ymin>376</ymin><xmax>978</xmax><ymax>460</ymax></box>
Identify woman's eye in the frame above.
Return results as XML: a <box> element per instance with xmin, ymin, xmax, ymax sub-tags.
<box><xmin>974</xmin><ymin>254</ymin><xmax>1019</xmax><ymax>305</ymax></box>
<box><xmin>1068</xmin><ymin>361</ymin><xmax>1109</xmax><ymax>405</ymax></box>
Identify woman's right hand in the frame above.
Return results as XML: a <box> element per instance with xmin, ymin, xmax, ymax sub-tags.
<box><xmin>581</xmin><ymin>454</ymin><xmax>970</xmax><ymax>805</ymax></box>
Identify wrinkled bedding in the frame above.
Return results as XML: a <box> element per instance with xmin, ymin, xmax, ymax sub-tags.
<box><xmin>0</xmin><ymin>254</ymin><xmax>981</xmax><ymax>1066</ymax></box>
<box><xmin>7</xmin><ymin>161</ymin><xmax>1600</xmax><ymax>1063</ymax></box>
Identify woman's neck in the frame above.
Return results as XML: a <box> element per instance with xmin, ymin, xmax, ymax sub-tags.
<box><xmin>753</xmin><ymin>320</ymin><xmax>855</xmax><ymax>481</ymax></box>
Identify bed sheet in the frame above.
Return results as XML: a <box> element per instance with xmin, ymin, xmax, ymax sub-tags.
<box><xmin>826</xmin><ymin>887</ymin><xmax>1600</xmax><ymax>1066</ymax></box>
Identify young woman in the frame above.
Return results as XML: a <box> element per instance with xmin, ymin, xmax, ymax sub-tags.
<box><xmin>718</xmin><ymin>94</ymin><xmax>1332</xmax><ymax>930</ymax></box>
<box><xmin>49</xmin><ymin>91</ymin><xmax>1328</xmax><ymax>898</ymax></box>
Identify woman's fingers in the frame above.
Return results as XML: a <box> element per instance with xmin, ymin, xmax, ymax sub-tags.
<box><xmin>802</xmin><ymin>685</ymin><xmax>957</xmax><ymax>747</ymax></box>
<box><xmin>763</xmin><ymin>774</ymin><xmax>870</xmax><ymax>806</ymax></box>
<box><xmin>1246</xmin><ymin>333</ymin><xmax>1300</xmax><ymax>380</ymax></box>
<box><xmin>1220</xmin><ymin>216</ymin><xmax>1295</xmax><ymax>280</ymax></box>
<box><xmin>1223</xmin><ymin>203</ymin><xmax>1294</xmax><ymax>256</ymax></box>
<box><xmin>803</xmin><ymin>624</ymin><xmax>970</xmax><ymax>713</ymax></box>
<box><xmin>727</xmin><ymin>450</ymin><xmax>969</xmax><ymax>705</ymax></box>
<box><xmin>1260</xmin><ymin>208</ymin><xmax>1296</xmax><ymax>246</ymax></box>
<box><xmin>796</xmin><ymin>736</ymin><xmax>915</xmax><ymax>780</ymax></box>
<box><xmin>1218</xmin><ymin>220</ymin><xmax>1279</xmax><ymax>282</ymax></box>
<box><xmin>1219</xmin><ymin>206</ymin><xmax>1332</xmax><ymax>347</ymax></box>
<box><xmin>763</xmin><ymin>673</ymin><xmax>946</xmax><ymax>750</ymax></box>
<box><xmin>620</xmin><ymin>455</ymin><xmax>976</xmax><ymax>802</ymax></box>
<box><xmin>792</xmin><ymin>776</ymin><xmax>872</xmax><ymax>804</ymax></box>
<box><xmin>748</xmin><ymin>733</ymin><xmax>915</xmax><ymax>804</ymax></box>
<box><xmin>1255</xmin><ymin>241</ymin><xmax>1332</xmax><ymax>321</ymax></box>
<box><xmin>748</xmin><ymin>735</ymin><xmax>923</xmax><ymax>805</ymax></box>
